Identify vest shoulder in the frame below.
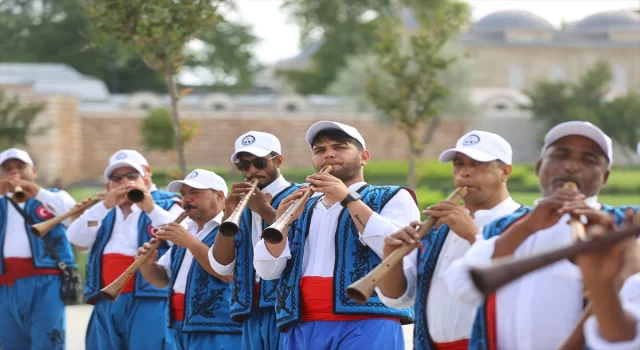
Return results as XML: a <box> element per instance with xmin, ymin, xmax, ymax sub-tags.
<box><xmin>483</xmin><ymin>206</ymin><xmax>532</xmax><ymax>238</ymax></box>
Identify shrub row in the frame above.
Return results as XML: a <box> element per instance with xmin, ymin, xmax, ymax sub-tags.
<box><xmin>150</xmin><ymin>160</ymin><xmax>640</xmax><ymax>195</ymax></box>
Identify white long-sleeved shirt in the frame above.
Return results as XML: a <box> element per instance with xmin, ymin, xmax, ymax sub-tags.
<box><xmin>208</xmin><ymin>175</ymin><xmax>293</xmax><ymax>281</ymax></box>
<box><xmin>158</xmin><ymin>212</ymin><xmax>223</xmax><ymax>293</ymax></box>
<box><xmin>253</xmin><ymin>182</ymin><xmax>420</xmax><ymax>280</ymax></box>
<box><xmin>584</xmin><ymin>272</ymin><xmax>640</xmax><ymax>349</ymax></box>
<box><xmin>444</xmin><ymin>196</ymin><xmax>600</xmax><ymax>350</ymax></box>
<box><xmin>66</xmin><ymin>200</ymin><xmax>184</xmax><ymax>255</ymax></box>
<box><xmin>3</xmin><ymin>189</ymin><xmax>77</xmax><ymax>258</ymax></box>
<box><xmin>377</xmin><ymin>197</ymin><xmax>521</xmax><ymax>343</ymax></box>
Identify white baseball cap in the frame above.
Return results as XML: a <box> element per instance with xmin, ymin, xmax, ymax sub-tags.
<box><xmin>439</xmin><ymin>130</ymin><xmax>513</xmax><ymax>164</ymax></box>
<box><xmin>0</xmin><ymin>148</ymin><xmax>34</xmax><ymax>166</ymax></box>
<box><xmin>230</xmin><ymin>131</ymin><xmax>282</xmax><ymax>163</ymax></box>
<box><xmin>109</xmin><ymin>149</ymin><xmax>149</xmax><ymax>166</ymax></box>
<box><xmin>305</xmin><ymin>121</ymin><xmax>366</xmax><ymax>149</ymax></box>
<box><xmin>104</xmin><ymin>149</ymin><xmax>146</xmax><ymax>179</ymax></box>
<box><xmin>167</xmin><ymin>169</ymin><xmax>228</xmax><ymax>196</ymax></box>
<box><xmin>542</xmin><ymin>121</ymin><xmax>613</xmax><ymax>168</ymax></box>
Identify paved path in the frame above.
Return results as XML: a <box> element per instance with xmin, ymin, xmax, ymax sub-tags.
<box><xmin>66</xmin><ymin>305</ymin><xmax>415</xmax><ymax>349</ymax></box>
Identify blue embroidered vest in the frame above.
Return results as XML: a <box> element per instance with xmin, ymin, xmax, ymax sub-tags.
<box><xmin>84</xmin><ymin>199</ymin><xmax>178</xmax><ymax>302</ymax></box>
<box><xmin>469</xmin><ymin>205</ymin><xmax>624</xmax><ymax>350</ymax></box>
<box><xmin>152</xmin><ymin>189</ymin><xmax>180</xmax><ymax>202</ymax></box>
<box><xmin>229</xmin><ymin>182</ymin><xmax>303</xmax><ymax>321</ymax></box>
<box><xmin>168</xmin><ymin>225</ymin><xmax>242</xmax><ymax>333</ymax></box>
<box><xmin>274</xmin><ymin>184</ymin><xmax>415</xmax><ymax>330</ymax></box>
<box><xmin>0</xmin><ymin>190</ymin><xmax>76</xmax><ymax>274</ymax></box>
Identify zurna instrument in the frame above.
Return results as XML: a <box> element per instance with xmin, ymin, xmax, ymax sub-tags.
<box><xmin>219</xmin><ymin>179</ymin><xmax>259</xmax><ymax>237</ymax></box>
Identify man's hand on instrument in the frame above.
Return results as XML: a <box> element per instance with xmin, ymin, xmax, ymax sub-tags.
<box><xmin>0</xmin><ymin>178</ymin><xmax>15</xmax><ymax>195</ymax></box>
<box><xmin>103</xmin><ymin>182</ymin><xmax>129</xmax><ymax>209</ymax></box>
<box><xmin>306</xmin><ymin>172</ymin><xmax>350</xmax><ymax>203</ymax></box>
<box><xmin>383</xmin><ymin>221</ymin><xmax>423</xmax><ymax>258</ymax></box>
<box><xmin>576</xmin><ymin>224</ymin><xmax>632</xmax><ymax>284</ymax></box>
<box><xmin>275</xmin><ymin>186</ymin><xmax>310</xmax><ymax>223</ymax></box>
<box><xmin>155</xmin><ymin>222</ymin><xmax>197</xmax><ymax>249</ymax></box>
<box><xmin>521</xmin><ymin>187</ymin><xmax>585</xmax><ymax>233</ymax></box>
<box><xmin>558</xmin><ymin>199</ymin><xmax>615</xmax><ymax>229</ymax></box>
<box><xmin>247</xmin><ymin>187</ymin><xmax>273</xmax><ymax>214</ymax></box>
<box><xmin>13</xmin><ymin>179</ymin><xmax>40</xmax><ymax>198</ymax></box>
<box><xmin>135</xmin><ymin>238</ymin><xmax>159</xmax><ymax>266</ymax></box>
<box><xmin>422</xmin><ymin>200</ymin><xmax>478</xmax><ymax>243</ymax></box>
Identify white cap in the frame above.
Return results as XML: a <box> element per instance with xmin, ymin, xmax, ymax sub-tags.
<box><xmin>305</xmin><ymin>121</ymin><xmax>366</xmax><ymax>149</ymax></box>
<box><xmin>439</xmin><ymin>130</ymin><xmax>513</xmax><ymax>165</ymax></box>
<box><xmin>230</xmin><ymin>131</ymin><xmax>282</xmax><ymax>163</ymax></box>
<box><xmin>0</xmin><ymin>148</ymin><xmax>34</xmax><ymax>166</ymax></box>
<box><xmin>542</xmin><ymin>121</ymin><xmax>613</xmax><ymax>168</ymax></box>
<box><xmin>167</xmin><ymin>169</ymin><xmax>228</xmax><ymax>196</ymax></box>
<box><xmin>104</xmin><ymin>149</ymin><xmax>146</xmax><ymax>179</ymax></box>
<box><xmin>109</xmin><ymin>149</ymin><xmax>149</xmax><ymax>166</ymax></box>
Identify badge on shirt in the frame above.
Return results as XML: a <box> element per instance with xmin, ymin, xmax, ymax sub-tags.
<box><xmin>148</xmin><ymin>225</ymin><xmax>158</xmax><ymax>238</ymax></box>
<box><xmin>35</xmin><ymin>205</ymin><xmax>54</xmax><ymax>220</ymax></box>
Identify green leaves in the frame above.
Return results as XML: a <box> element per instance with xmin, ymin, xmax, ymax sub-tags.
<box><xmin>0</xmin><ymin>91</ymin><xmax>47</xmax><ymax>150</ymax></box>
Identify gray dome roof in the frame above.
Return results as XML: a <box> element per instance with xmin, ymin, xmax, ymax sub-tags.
<box><xmin>473</xmin><ymin>10</ymin><xmax>554</xmax><ymax>31</ymax></box>
<box><xmin>572</xmin><ymin>11</ymin><xmax>640</xmax><ymax>32</ymax></box>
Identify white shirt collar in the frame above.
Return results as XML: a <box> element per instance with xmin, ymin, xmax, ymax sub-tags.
<box><xmin>188</xmin><ymin>211</ymin><xmax>224</xmax><ymax>234</ymax></box>
<box><xmin>150</xmin><ymin>184</ymin><xmax>159</xmax><ymax>192</ymax></box>
<box><xmin>472</xmin><ymin>196</ymin><xmax>521</xmax><ymax>227</ymax></box>
<box><xmin>262</xmin><ymin>175</ymin><xmax>291</xmax><ymax>195</ymax></box>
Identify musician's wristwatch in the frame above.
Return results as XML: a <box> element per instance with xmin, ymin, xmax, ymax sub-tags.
<box><xmin>340</xmin><ymin>191</ymin><xmax>362</xmax><ymax>207</ymax></box>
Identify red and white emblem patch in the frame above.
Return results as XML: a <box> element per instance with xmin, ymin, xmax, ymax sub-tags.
<box><xmin>36</xmin><ymin>205</ymin><xmax>54</xmax><ymax>220</ymax></box>
<box><xmin>148</xmin><ymin>225</ymin><xmax>158</xmax><ymax>238</ymax></box>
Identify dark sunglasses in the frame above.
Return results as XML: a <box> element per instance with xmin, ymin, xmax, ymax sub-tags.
<box><xmin>234</xmin><ymin>155</ymin><xmax>276</xmax><ymax>171</ymax></box>
<box><xmin>109</xmin><ymin>172</ymin><xmax>141</xmax><ymax>182</ymax></box>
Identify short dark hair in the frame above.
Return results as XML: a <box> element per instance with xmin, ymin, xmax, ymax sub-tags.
<box><xmin>312</xmin><ymin>129</ymin><xmax>364</xmax><ymax>151</ymax></box>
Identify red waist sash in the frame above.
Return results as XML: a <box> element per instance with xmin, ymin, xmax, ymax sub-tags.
<box><xmin>172</xmin><ymin>293</ymin><xmax>185</xmax><ymax>321</ymax></box>
<box><xmin>101</xmin><ymin>254</ymin><xmax>135</xmax><ymax>294</ymax></box>
<box><xmin>301</xmin><ymin>276</ymin><xmax>400</xmax><ymax>323</ymax></box>
<box><xmin>435</xmin><ymin>339</ymin><xmax>469</xmax><ymax>350</ymax></box>
<box><xmin>0</xmin><ymin>258</ymin><xmax>60</xmax><ymax>286</ymax></box>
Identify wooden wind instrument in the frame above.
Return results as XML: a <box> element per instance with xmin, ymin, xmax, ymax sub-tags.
<box><xmin>99</xmin><ymin>210</ymin><xmax>190</xmax><ymax>301</ymax></box>
<box><xmin>31</xmin><ymin>197</ymin><xmax>100</xmax><ymax>237</ymax></box>
<box><xmin>346</xmin><ymin>187</ymin><xmax>468</xmax><ymax>304</ymax></box>
<box><xmin>261</xmin><ymin>165</ymin><xmax>332</xmax><ymax>244</ymax></box>
<box><xmin>219</xmin><ymin>179</ymin><xmax>259</xmax><ymax>237</ymax></box>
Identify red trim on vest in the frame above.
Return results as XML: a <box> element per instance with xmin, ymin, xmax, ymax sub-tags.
<box><xmin>101</xmin><ymin>254</ymin><xmax>135</xmax><ymax>294</ymax></box>
<box><xmin>254</xmin><ymin>282</ymin><xmax>260</xmax><ymax>308</ymax></box>
<box><xmin>486</xmin><ymin>294</ymin><xmax>498</xmax><ymax>350</ymax></box>
<box><xmin>0</xmin><ymin>258</ymin><xmax>60</xmax><ymax>286</ymax></box>
<box><xmin>301</xmin><ymin>276</ymin><xmax>400</xmax><ymax>323</ymax></box>
<box><xmin>171</xmin><ymin>293</ymin><xmax>185</xmax><ymax>321</ymax></box>
<box><xmin>435</xmin><ymin>339</ymin><xmax>469</xmax><ymax>350</ymax></box>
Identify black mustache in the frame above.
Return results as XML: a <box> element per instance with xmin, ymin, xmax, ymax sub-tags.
<box><xmin>183</xmin><ymin>203</ymin><xmax>195</xmax><ymax>211</ymax></box>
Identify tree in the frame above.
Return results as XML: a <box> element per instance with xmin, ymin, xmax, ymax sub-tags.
<box><xmin>89</xmin><ymin>1</ymin><xmax>224</xmax><ymax>178</ymax></box>
<box><xmin>140</xmin><ymin>108</ymin><xmax>201</xmax><ymax>177</ymax></box>
<box><xmin>0</xmin><ymin>0</ymin><xmax>259</xmax><ymax>93</ymax></box>
<box><xmin>0</xmin><ymin>91</ymin><xmax>47</xmax><ymax>150</ymax></box>
<box><xmin>524</xmin><ymin>60</ymin><xmax>640</xmax><ymax>163</ymax></box>
<box><xmin>364</xmin><ymin>0</ymin><xmax>471</xmax><ymax>189</ymax></box>
<box><xmin>278</xmin><ymin>0</ymin><xmax>393</xmax><ymax>94</ymax></box>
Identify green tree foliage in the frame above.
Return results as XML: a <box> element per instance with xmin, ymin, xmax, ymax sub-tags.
<box><xmin>0</xmin><ymin>0</ymin><xmax>258</xmax><ymax>93</ymax></box>
<box><xmin>89</xmin><ymin>0</ymin><xmax>224</xmax><ymax>178</ymax></box>
<box><xmin>365</xmin><ymin>0</ymin><xmax>471</xmax><ymax>189</ymax></box>
<box><xmin>141</xmin><ymin>108</ymin><xmax>200</xmax><ymax>152</ymax></box>
<box><xmin>0</xmin><ymin>91</ymin><xmax>47</xmax><ymax>150</ymax></box>
<box><xmin>278</xmin><ymin>0</ymin><xmax>393</xmax><ymax>94</ymax></box>
<box><xmin>524</xmin><ymin>60</ymin><xmax>640</xmax><ymax>161</ymax></box>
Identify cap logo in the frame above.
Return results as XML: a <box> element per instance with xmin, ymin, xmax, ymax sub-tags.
<box><xmin>115</xmin><ymin>152</ymin><xmax>127</xmax><ymax>160</ymax></box>
<box><xmin>241</xmin><ymin>135</ymin><xmax>255</xmax><ymax>146</ymax></box>
<box><xmin>462</xmin><ymin>135</ymin><xmax>480</xmax><ymax>146</ymax></box>
<box><xmin>186</xmin><ymin>171</ymin><xmax>198</xmax><ymax>179</ymax></box>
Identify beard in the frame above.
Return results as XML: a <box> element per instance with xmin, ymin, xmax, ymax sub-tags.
<box><xmin>325</xmin><ymin>156</ymin><xmax>361</xmax><ymax>183</ymax></box>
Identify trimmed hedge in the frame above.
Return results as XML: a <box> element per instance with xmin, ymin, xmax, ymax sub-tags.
<box><xmin>149</xmin><ymin>160</ymin><xmax>640</xmax><ymax>195</ymax></box>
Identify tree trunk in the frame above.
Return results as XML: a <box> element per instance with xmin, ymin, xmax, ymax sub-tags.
<box><xmin>420</xmin><ymin>115</ymin><xmax>442</xmax><ymax>155</ymax></box>
<box><xmin>165</xmin><ymin>71</ymin><xmax>187</xmax><ymax>178</ymax></box>
<box><xmin>407</xmin><ymin>146</ymin><xmax>417</xmax><ymax>190</ymax></box>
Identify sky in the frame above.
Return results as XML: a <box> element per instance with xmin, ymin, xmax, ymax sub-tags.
<box><xmin>229</xmin><ymin>0</ymin><xmax>640</xmax><ymax>64</ymax></box>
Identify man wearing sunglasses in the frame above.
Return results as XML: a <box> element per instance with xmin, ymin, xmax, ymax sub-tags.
<box><xmin>0</xmin><ymin>148</ymin><xmax>77</xmax><ymax>350</ymax></box>
<box><xmin>67</xmin><ymin>152</ymin><xmax>185</xmax><ymax>350</ymax></box>
<box><xmin>209</xmin><ymin>131</ymin><xmax>303</xmax><ymax>350</ymax></box>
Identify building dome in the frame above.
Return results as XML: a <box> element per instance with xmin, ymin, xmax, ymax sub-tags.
<box><xmin>473</xmin><ymin>10</ymin><xmax>554</xmax><ymax>32</ymax></box>
<box><xmin>571</xmin><ymin>10</ymin><xmax>640</xmax><ymax>32</ymax></box>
